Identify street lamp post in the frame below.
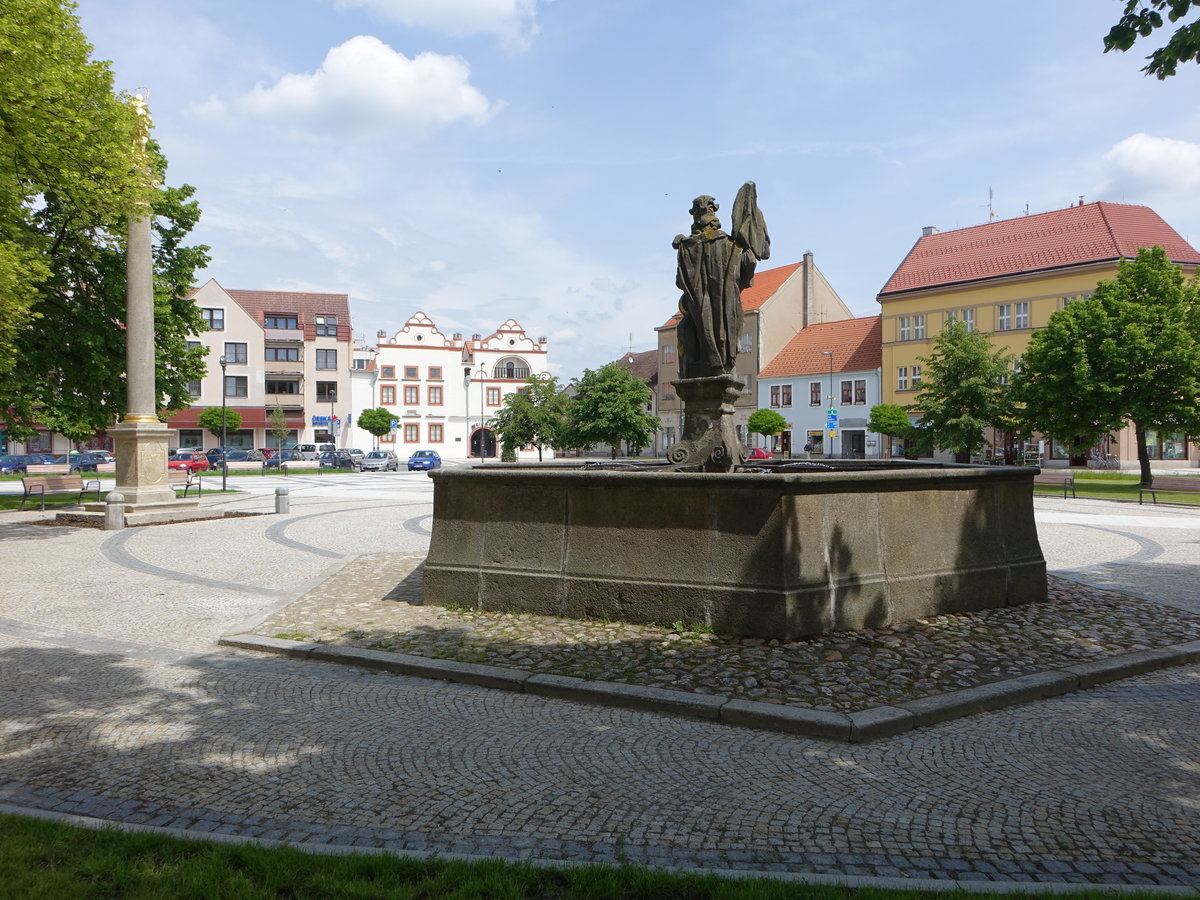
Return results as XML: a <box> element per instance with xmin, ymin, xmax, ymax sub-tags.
<box><xmin>477</xmin><ymin>363</ymin><xmax>487</xmax><ymax>459</ymax></box>
<box><xmin>821</xmin><ymin>350</ymin><xmax>835</xmax><ymax>459</ymax></box>
<box><xmin>329</xmin><ymin>386</ymin><xmax>336</xmax><ymax>449</ymax></box>
<box><xmin>219</xmin><ymin>354</ymin><xmax>228</xmax><ymax>492</ymax></box>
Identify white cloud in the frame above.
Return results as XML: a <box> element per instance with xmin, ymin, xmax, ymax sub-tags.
<box><xmin>334</xmin><ymin>0</ymin><xmax>540</xmax><ymax>51</ymax></box>
<box><xmin>232</xmin><ymin>36</ymin><xmax>499</xmax><ymax>139</ymax></box>
<box><xmin>1101</xmin><ymin>133</ymin><xmax>1200</xmax><ymax>196</ymax></box>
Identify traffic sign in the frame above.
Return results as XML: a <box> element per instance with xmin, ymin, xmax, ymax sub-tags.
<box><xmin>826</xmin><ymin>408</ymin><xmax>838</xmax><ymax>429</ymax></box>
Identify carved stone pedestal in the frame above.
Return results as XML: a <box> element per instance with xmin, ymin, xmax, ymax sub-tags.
<box><xmin>94</xmin><ymin>420</ymin><xmax>198</xmax><ymax>514</ymax></box>
<box><xmin>666</xmin><ymin>374</ymin><xmax>746</xmax><ymax>472</ymax></box>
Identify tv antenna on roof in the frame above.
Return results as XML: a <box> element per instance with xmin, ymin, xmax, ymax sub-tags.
<box><xmin>984</xmin><ymin>187</ymin><xmax>996</xmax><ymax>221</ymax></box>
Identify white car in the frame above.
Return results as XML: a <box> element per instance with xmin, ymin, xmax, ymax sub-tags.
<box><xmin>359</xmin><ymin>450</ymin><xmax>399</xmax><ymax>471</ymax></box>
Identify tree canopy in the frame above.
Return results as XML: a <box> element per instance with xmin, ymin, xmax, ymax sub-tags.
<box><xmin>1104</xmin><ymin>0</ymin><xmax>1200</xmax><ymax>78</ymax></box>
<box><xmin>1013</xmin><ymin>246</ymin><xmax>1200</xmax><ymax>486</ymax></box>
<box><xmin>911</xmin><ymin>320</ymin><xmax>1014</xmax><ymax>457</ymax></box>
<box><xmin>747</xmin><ymin>408</ymin><xmax>789</xmax><ymax>438</ymax></box>
<box><xmin>198</xmin><ymin>406</ymin><xmax>241</xmax><ymax>442</ymax></box>
<box><xmin>563</xmin><ymin>363</ymin><xmax>660</xmax><ymax>458</ymax></box>
<box><xmin>1</xmin><ymin>0</ymin><xmax>209</xmax><ymax>441</ymax></box>
<box><xmin>490</xmin><ymin>374</ymin><xmax>568</xmax><ymax>461</ymax></box>
<box><xmin>357</xmin><ymin>408</ymin><xmax>396</xmax><ymax>445</ymax></box>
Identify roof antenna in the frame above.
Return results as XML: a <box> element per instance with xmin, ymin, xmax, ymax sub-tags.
<box><xmin>984</xmin><ymin>187</ymin><xmax>996</xmax><ymax>221</ymax></box>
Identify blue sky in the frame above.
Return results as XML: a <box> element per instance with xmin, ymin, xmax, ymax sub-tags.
<box><xmin>76</xmin><ymin>0</ymin><xmax>1200</xmax><ymax>376</ymax></box>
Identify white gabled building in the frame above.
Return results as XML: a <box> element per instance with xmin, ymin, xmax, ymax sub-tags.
<box><xmin>372</xmin><ymin>313</ymin><xmax>551</xmax><ymax>459</ymax></box>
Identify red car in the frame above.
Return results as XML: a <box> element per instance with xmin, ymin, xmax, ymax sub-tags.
<box><xmin>747</xmin><ymin>447</ymin><xmax>774</xmax><ymax>460</ymax></box>
<box><xmin>168</xmin><ymin>451</ymin><xmax>210</xmax><ymax>473</ymax></box>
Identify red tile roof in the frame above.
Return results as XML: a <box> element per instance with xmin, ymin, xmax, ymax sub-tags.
<box><xmin>758</xmin><ymin>316</ymin><xmax>882</xmax><ymax>378</ymax></box>
<box><xmin>879</xmin><ymin>202</ymin><xmax>1200</xmax><ymax>297</ymax></box>
<box><xmin>660</xmin><ymin>261</ymin><xmax>803</xmax><ymax>328</ymax></box>
<box><xmin>225</xmin><ymin>289</ymin><xmax>351</xmax><ymax>325</ymax></box>
<box><xmin>612</xmin><ymin>349</ymin><xmax>658</xmax><ymax>384</ymax></box>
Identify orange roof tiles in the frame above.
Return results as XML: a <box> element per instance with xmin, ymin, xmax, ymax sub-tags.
<box><xmin>759</xmin><ymin>316</ymin><xmax>882</xmax><ymax>378</ymax></box>
<box><xmin>225</xmin><ymin>289</ymin><xmax>351</xmax><ymax>325</ymax></box>
<box><xmin>660</xmin><ymin>261</ymin><xmax>803</xmax><ymax>328</ymax></box>
<box><xmin>879</xmin><ymin>202</ymin><xmax>1200</xmax><ymax>297</ymax></box>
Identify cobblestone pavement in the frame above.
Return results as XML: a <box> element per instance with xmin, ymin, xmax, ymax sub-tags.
<box><xmin>0</xmin><ymin>487</ymin><xmax>1198</xmax><ymax>889</ymax></box>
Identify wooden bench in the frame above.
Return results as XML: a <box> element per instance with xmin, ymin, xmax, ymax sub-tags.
<box><xmin>1139</xmin><ymin>475</ymin><xmax>1200</xmax><ymax>505</ymax></box>
<box><xmin>20</xmin><ymin>473</ymin><xmax>101</xmax><ymax>510</ymax></box>
<box><xmin>168</xmin><ymin>469</ymin><xmax>202</xmax><ymax>497</ymax></box>
<box><xmin>212</xmin><ymin>460</ymin><xmax>264</xmax><ymax>473</ymax></box>
<box><xmin>1032</xmin><ymin>469</ymin><xmax>1075</xmax><ymax>498</ymax></box>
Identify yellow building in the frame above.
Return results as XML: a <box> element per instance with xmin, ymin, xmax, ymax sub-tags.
<box><xmin>877</xmin><ymin>201</ymin><xmax>1200</xmax><ymax>466</ymax></box>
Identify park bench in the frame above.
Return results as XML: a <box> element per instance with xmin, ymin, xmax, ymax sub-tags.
<box><xmin>1032</xmin><ymin>469</ymin><xmax>1075</xmax><ymax>498</ymax></box>
<box><xmin>168</xmin><ymin>469</ymin><xmax>202</xmax><ymax>497</ymax></box>
<box><xmin>212</xmin><ymin>460</ymin><xmax>264</xmax><ymax>474</ymax></box>
<box><xmin>20</xmin><ymin>472</ymin><xmax>101</xmax><ymax>510</ymax></box>
<box><xmin>1138</xmin><ymin>475</ymin><xmax>1200</xmax><ymax>505</ymax></box>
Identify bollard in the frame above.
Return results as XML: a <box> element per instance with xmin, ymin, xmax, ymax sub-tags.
<box><xmin>104</xmin><ymin>491</ymin><xmax>126</xmax><ymax>531</ymax></box>
<box><xmin>275</xmin><ymin>485</ymin><xmax>290</xmax><ymax>515</ymax></box>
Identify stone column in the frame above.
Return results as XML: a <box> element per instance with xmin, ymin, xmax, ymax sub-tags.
<box><xmin>666</xmin><ymin>374</ymin><xmax>746</xmax><ymax>472</ymax></box>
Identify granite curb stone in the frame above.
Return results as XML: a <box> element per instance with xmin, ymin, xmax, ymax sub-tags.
<box><xmin>225</xmin><ymin>633</ymin><xmax>1200</xmax><ymax>741</ymax></box>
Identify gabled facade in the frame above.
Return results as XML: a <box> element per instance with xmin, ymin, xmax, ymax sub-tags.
<box><xmin>655</xmin><ymin>253</ymin><xmax>854</xmax><ymax>449</ymax></box>
<box><xmin>372</xmin><ymin>313</ymin><xmax>550</xmax><ymax>459</ymax></box>
<box><xmin>167</xmin><ymin>280</ymin><xmax>353</xmax><ymax>450</ymax></box>
<box><xmin>757</xmin><ymin>316</ymin><xmax>883</xmax><ymax>457</ymax></box>
<box><xmin>878</xmin><ymin>202</ymin><xmax>1200</xmax><ymax>466</ymax></box>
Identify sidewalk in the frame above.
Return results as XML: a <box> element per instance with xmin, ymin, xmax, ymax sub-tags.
<box><xmin>0</xmin><ymin>492</ymin><xmax>1196</xmax><ymax>890</ymax></box>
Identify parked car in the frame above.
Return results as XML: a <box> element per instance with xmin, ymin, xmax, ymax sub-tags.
<box><xmin>224</xmin><ymin>449</ymin><xmax>263</xmax><ymax>462</ymax></box>
<box><xmin>257</xmin><ymin>448</ymin><xmax>278</xmax><ymax>460</ymax></box>
<box><xmin>167</xmin><ymin>451</ymin><xmax>209</xmax><ymax>473</ymax></box>
<box><xmin>264</xmin><ymin>449</ymin><xmax>303</xmax><ymax>469</ymax></box>
<box><xmin>88</xmin><ymin>450</ymin><xmax>116</xmax><ymax>463</ymax></box>
<box><xmin>0</xmin><ymin>454</ymin><xmax>35</xmax><ymax>474</ymax></box>
<box><xmin>25</xmin><ymin>452</ymin><xmax>58</xmax><ymax>464</ymax></box>
<box><xmin>406</xmin><ymin>450</ymin><xmax>442</xmax><ymax>471</ymax></box>
<box><xmin>344</xmin><ymin>448</ymin><xmax>365</xmax><ymax>464</ymax></box>
<box><xmin>54</xmin><ymin>452</ymin><xmax>108</xmax><ymax>473</ymax></box>
<box><xmin>359</xmin><ymin>450</ymin><xmax>399</xmax><ymax>472</ymax></box>
<box><xmin>287</xmin><ymin>443</ymin><xmax>334</xmax><ymax>460</ymax></box>
<box><xmin>747</xmin><ymin>448</ymin><xmax>773</xmax><ymax>460</ymax></box>
<box><xmin>318</xmin><ymin>450</ymin><xmax>359</xmax><ymax>471</ymax></box>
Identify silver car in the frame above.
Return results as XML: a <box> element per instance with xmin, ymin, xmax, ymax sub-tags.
<box><xmin>359</xmin><ymin>449</ymin><xmax>399</xmax><ymax>471</ymax></box>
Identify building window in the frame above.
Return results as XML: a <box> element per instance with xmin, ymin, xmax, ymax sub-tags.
<box><xmin>266</xmin><ymin>380</ymin><xmax>299</xmax><ymax>394</ymax></box>
<box><xmin>429</xmin><ymin>423</ymin><xmax>444</xmax><ymax>443</ymax></box>
<box><xmin>854</xmin><ymin>380</ymin><xmax>866</xmax><ymax>404</ymax></box>
<box><xmin>487</xmin><ymin>387</ymin><xmax>501</xmax><ymax>406</ymax></box>
<box><xmin>998</xmin><ymin>304</ymin><xmax>1012</xmax><ymax>331</ymax></box>
<box><xmin>897</xmin><ymin>367</ymin><xmax>909</xmax><ymax>391</ymax></box>
<box><xmin>404</xmin><ymin>365</ymin><xmax>418</xmax><ymax>379</ymax></box>
<box><xmin>352</xmin><ymin>358</ymin><xmax>368</xmax><ymax>369</ymax></box>
<box><xmin>186</xmin><ymin>380</ymin><xmax>201</xmax><ymax>398</ymax></box>
<box><xmin>429</xmin><ymin>366</ymin><xmax>442</xmax><ymax>380</ymax></box>
<box><xmin>780</xmin><ymin>384</ymin><xmax>792</xmax><ymax>407</ymax></box>
<box><xmin>315</xmin><ymin>315</ymin><xmax>338</xmax><ymax>337</ymax></box>
<box><xmin>810</xmin><ymin>382</ymin><xmax>821</xmax><ymax>406</ymax></box>
<box><xmin>224</xmin><ymin>376</ymin><xmax>247</xmax><ymax>398</ymax></box>
<box><xmin>1145</xmin><ymin>429</ymin><xmax>1189</xmax><ymax>460</ymax></box>
<box><xmin>898</xmin><ymin>316</ymin><xmax>910</xmax><ymax>341</ymax></box>
<box><xmin>770</xmin><ymin>386</ymin><xmax>780</xmax><ymax>407</ymax></box>
<box><xmin>316</xmin><ymin>381</ymin><xmax>337</xmax><ymax>402</ymax></box>
<box><xmin>1015</xmin><ymin>301</ymin><xmax>1029</xmax><ymax>329</ymax></box>
<box><xmin>428</xmin><ymin>386</ymin><xmax>443</xmax><ymax>405</ymax></box>
<box><xmin>316</xmin><ymin>349</ymin><xmax>337</xmax><ymax>370</ymax></box>
<box><xmin>264</xmin><ymin>314</ymin><xmax>297</xmax><ymax>329</ymax></box>
<box><xmin>381</xmin><ymin>365</ymin><xmax>395</xmax><ymax>378</ymax></box>
<box><xmin>913</xmin><ymin>315</ymin><xmax>926</xmax><ymax>339</ymax></box>
<box><xmin>662</xmin><ymin>344</ymin><xmax>676</xmax><ymax>363</ymax></box>
<box><xmin>381</xmin><ymin>385</ymin><xmax>396</xmax><ymax>405</ymax></box>
<box><xmin>962</xmin><ymin>308</ymin><xmax>975</xmax><ymax>332</ymax></box>
<box><xmin>222</xmin><ymin>342</ymin><xmax>247</xmax><ymax>364</ymax></box>
<box><xmin>806</xmin><ymin>431</ymin><xmax>824</xmax><ymax>454</ymax></box>
<box><xmin>841</xmin><ymin>380</ymin><xmax>853</xmax><ymax>405</ymax></box>
<box><xmin>404</xmin><ymin>423</ymin><xmax>420</xmax><ymax>443</ymax></box>
<box><xmin>738</xmin><ymin>333</ymin><xmax>753</xmax><ymax>353</ymax></box>
<box><xmin>179</xmin><ymin>429</ymin><xmax>203</xmax><ymax>449</ymax></box>
<box><xmin>945</xmin><ymin>310</ymin><xmax>957</xmax><ymax>328</ymax></box>
<box><xmin>911</xmin><ymin>365</ymin><xmax>923</xmax><ymax>387</ymax></box>
<box><xmin>265</xmin><ymin>346</ymin><xmax>299</xmax><ymax>362</ymax></box>
<box><xmin>201</xmin><ymin>308</ymin><xmax>224</xmax><ymax>331</ymax></box>
<box><xmin>404</xmin><ymin>385</ymin><xmax>419</xmax><ymax>405</ymax></box>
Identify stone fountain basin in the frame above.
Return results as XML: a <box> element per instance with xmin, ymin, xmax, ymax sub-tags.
<box><xmin>423</xmin><ymin>462</ymin><xmax>1047</xmax><ymax>640</ymax></box>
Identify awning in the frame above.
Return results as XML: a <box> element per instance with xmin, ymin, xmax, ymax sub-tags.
<box><xmin>164</xmin><ymin>407</ymin><xmax>307</xmax><ymax>429</ymax></box>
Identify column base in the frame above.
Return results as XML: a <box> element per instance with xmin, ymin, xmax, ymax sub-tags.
<box><xmin>108</xmin><ymin>420</ymin><xmax>198</xmax><ymax>510</ymax></box>
<box><xmin>667</xmin><ymin>375</ymin><xmax>746</xmax><ymax>473</ymax></box>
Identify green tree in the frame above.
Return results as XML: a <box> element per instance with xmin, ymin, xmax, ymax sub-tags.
<box><xmin>747</xmin><ymin>408</ymin><xmax>789</xmax><ymax>446</ymax></box>
<box><xmin>490</xmin><ymin>374</ymin><xmax>568</xmax><ymax>461</ymax></box>
<box><xmin>1104</xmin><ymin>0</ymin><xmax>1200</xmax><ymax>78</ymax></box>
<box><xmin>1</xmin><ymin>1</ymin><xmax>209</xmax><ymax>441</ymax></box>
<box><xmin>1013</xmin><ymin>246</ymin><xmax>1200</xmax><ymax>487</ymax></box>
<box><xmin>198</xmin><ymin>406</ymin><xmax>242</xmax><ymax>445</ymax></box>
<box><xmin>910</xmin><ymin>320</ymin><xmax>1014</xmax><ymax>458</ymax></box>
<box><xmin>563</xmin><ymin>363</ymin><xmax>660</xmax><ymax>458</ymax></box>
<box><xmin>268</xmin><ymin>404</ymin><xmax>290</xmax><ymax>450</ymax></box>
<box><xmin>357</xmin><ymin>407</ymin><xmax>395</xmax><ymax>449</ymax></box>
<box><xmin>868</xmin><ymin>403</ymin><xmax>916</xmax><ymax>457</ymax></box>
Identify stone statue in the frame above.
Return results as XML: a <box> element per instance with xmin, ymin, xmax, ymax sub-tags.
<box><xmin>673</xmin><ymin>182</ymin><xmax>770</xmax><ymax>379</ymax></box>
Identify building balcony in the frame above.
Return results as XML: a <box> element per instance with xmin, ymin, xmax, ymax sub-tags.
<box><xmin>265</xmin><ymin>328</ymin><xmax>304</xmax><ymax>342</ymax></box>
<box><xmin>265</xmin><ymin>361</ymin><xmax>304</xmax><ymax>375</ymax></box>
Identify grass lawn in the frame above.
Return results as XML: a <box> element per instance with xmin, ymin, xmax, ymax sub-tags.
<box><xmin>0</xmin><ymin>813</ymin><xmax>1064</xmax><ymax>900</ymax></box>
<box><xmin>1033</xmin><ymin>471</ymin><xmax>1200</xmax><ymax>506</ymax></box>
<box><xmin>0</xmin><ymin>488</ymin><xmax>238</xmax><ymax>513</ymax></box>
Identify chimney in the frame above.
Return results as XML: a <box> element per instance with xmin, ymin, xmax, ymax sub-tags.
<box><xmin>802</xmin><ymin>250</ymin><xmax>815</xmax><ymax>331</ymax></box>
<box><xmin>921</xmin><ymin>226</ymin><xmax>937</xmax><ymax>237</ymax></box>
<box><xmin>452</xmin><ymin>332</ymin><xmax>462</xmax><ymax>341</ymax></box>
<box><xmin>472</xmin><ymin>333</ymin><xmax>482</xmax><ymax>341</ymax></box>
